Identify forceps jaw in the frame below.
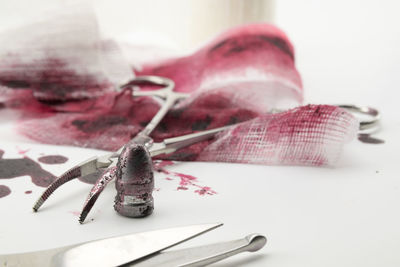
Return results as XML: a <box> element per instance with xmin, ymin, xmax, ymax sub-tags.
<box><xmin>121</xmin><ymin>75</ymin><xmax>188</xmax><ymax>104</ymax></box>
<box><xmin>94</xmin><ymin>153</ymin><xmax>115</xmax><ymax>169</ymax></box>
<box><xmin>74</xmin><ymin>153</ymin><xmax>116</xmax><ymax>177</ymax></box>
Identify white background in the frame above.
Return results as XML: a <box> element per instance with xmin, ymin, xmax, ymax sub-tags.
<box><xmin>0</xmin><ymin>0</ymin><xmax>399</xmax><ymax>266</ymax></box>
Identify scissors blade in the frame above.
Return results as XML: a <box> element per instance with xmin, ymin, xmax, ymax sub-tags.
<box><xmin>0</xmin><ymin>223</ymin><xmax>222</xmax><ymax>267</ymax></box>
<box><xmin>0</xmin><ymin>245</ymin><xmax>75</xmax><ymax>267</ymax></box>
<box><xmin>52</xmin><ymin>223</ymin><xmax>222</xmax><ymax>267</ymax></box>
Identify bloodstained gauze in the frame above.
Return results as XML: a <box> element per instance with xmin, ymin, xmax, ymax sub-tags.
<box><xmin>196</xmin><ymin>105</ymin><xmax>358</xmax><ymax>166</ymax></box>
<box><xmin>5</xmin><ymin>24</ymin><xmax>302</xmax><ymax>155</ymax></box>
<box><xmin>1</xmin><ymin>24</ymin><xmax>359</xmax><ymax>168</ymax></box>
<box><xmin>0</xmin><ymin>6</ymin><xmax>133</xmax><ymax>102</ymax></box>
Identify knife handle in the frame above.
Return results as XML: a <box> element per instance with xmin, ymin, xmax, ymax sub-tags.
<box><xmin>131</xmin><ymin>234</ymin><xmax>267</xmax><ymax>267</ymax></box>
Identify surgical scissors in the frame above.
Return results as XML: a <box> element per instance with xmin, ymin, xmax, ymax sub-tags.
<box><xmin>0</xmin><ymin>223</ymin><xmax>267</xmax><ymax>267</ymax></box>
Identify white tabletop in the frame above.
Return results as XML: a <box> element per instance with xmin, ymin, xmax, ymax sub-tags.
<box><xmin>1</xmin><ymin>1</ymin><xmax>399</xmax><ymax>266</ymax></box>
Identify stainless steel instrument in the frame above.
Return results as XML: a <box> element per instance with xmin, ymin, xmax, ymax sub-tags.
<box><xmin>0</xmin><ymin>223</ymin><xmax>267</xmax><ymax>267</ymax></box>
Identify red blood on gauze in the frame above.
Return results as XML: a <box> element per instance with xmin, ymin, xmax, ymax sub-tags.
<box><xmin>195</xmin><ymin>105</ymin><xmax>358</xmax><ymax>166</ymax></box>
<box><xmin>137</xmin><ymin>23</ymin><xmax>302</xmax><ymax>112</ymax></box>
<box><xmin>14</xmin><ymin>23</ymin><xmax>303</xmax><ymax>148</ymax></box>
<box><xmin>0</xmin><ymin>10</ymin><xmax>358</xmax><ymax>167</ymax></box>
<box><xmin>0</xmin><ymin>5</ymin><xmax>133</xmax><ymax>102</ymax></box>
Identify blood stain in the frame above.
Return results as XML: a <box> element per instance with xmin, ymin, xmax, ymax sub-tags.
<box><xmin>0</xmin><ymin>185</ymin><xmax>11</xmax><ymax>198</ymax></box>
<box><xmin>16</xmin><ymin>146</ymin><xmax>30</xmax><ymax>155</ymax></box>
<box><xmin>154</xmin><ymin>160</ymin><xmax>174</xmax><ymax>169</ymax></box>
<box><xmin>195</xmin><ymin>186</ymin><xmax>217</xmax><ymax>196</ymax></box>
<box><xmin>25</xmin><ymin>190</ymin><xmax>32</xmax><ymax>194</ymax></box>
<box><xmin>177</xmin><ymin>186</ymin><xmax>188</xmax><ymax>191</ymax></box>
<box><xmin>154</xmin><ymin>160</ymin><xmax>217</xmax><ymax>196</ymax></box>
<box><xmin>69</xmin><ymin>210</ymin><xmax>80</xmax><ymax>217</ymax></box>
<box><xmin>38</xmin><ymin>155</ymin><xmax>68</xmax><ymax>164</ymax></box>
<box><xmin>0</xmin><ymin>154</ymin><xmax>57</xmax><ymax>187</ymax></box>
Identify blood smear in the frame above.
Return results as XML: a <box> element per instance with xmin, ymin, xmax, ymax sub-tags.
<box><xmin>38</xmin><ymin>155</ymin><xmax>68</xmax><ymax>164</ymax></box>
<box><xmin>0</xmin><ymin>155</ymin><xmax>56</xmax><ymax>187</ymax></box>
<box><xmin>154</xmin><ymin>160</ymin><xmax>217</xmax><ymax>196</ymax></box>
<box><xmin>0</xmin><ymin>149</ymin><xmax>69</xmax><ymax>199</ymax></box>
<box><xmin>0</xmin><ymin>185</ymin><xmax>11</xmax><ymax>198</ymax></box>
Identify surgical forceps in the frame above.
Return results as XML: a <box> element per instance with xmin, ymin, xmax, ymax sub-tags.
<box><xmin>32</xmin><ymin>76</ymin><xmax>228</xmax><ymax>214</ymax></box>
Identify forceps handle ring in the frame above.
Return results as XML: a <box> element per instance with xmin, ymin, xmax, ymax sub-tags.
<box><xmin>337</xmin><ymin>104</ymin><xmax>380</xmax><ymax>132</ymax></box>
<box><xmin>121</xmin><ymin>75</ymin><xmax>174</xmax><ymax>93</ymax></box>
<box><xmin>120</xmin><ymin>76</ymin><xmax>188</xmax><ymax>138</ymax></box>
